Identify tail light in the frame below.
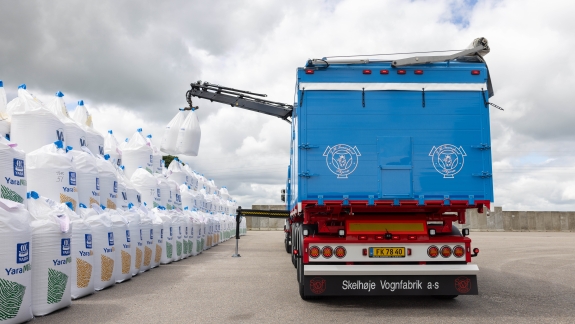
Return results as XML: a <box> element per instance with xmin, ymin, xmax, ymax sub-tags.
<box><xmin>397</xmin><ymin>70</ymin><xmax>406</xmax><ymax>75</ymax></box>
<box><xmin>392</xmin><ymin>235</ymin><xmax>400</xmax><ymax>240</ymax></box>
<box><xmin>380</xmin><ymin>70</ymin><xmax>389</xmax><ymax>74</ymax></box>
<box><xmin>440</xmin><ymin>245</ymin><xmax>452</xmax><ymax>258</ymax></box>
<box><xmin>427</xmin><ymin>246</ymin><xmax>439</xmax><ymax>258</ymax></box>
<box><xmin>322</xmin><ymin>246</ymin><xmax>333</xmax><ymax>258</ymax></box>
<box><xmin>363</xmin><ymin>70</ymin><xmax>372</xmax><ymax>74</ymax></box>
<box><xmin>453</xmin><ymin>245</ymin><xmax>464</xmax><ymax>258</ymax></box>
<box><xmin>309</xmin><ymin>246</ymin><xmax>320</xmax><ymax>259</ymax></box>
<box><xmin>375</xmin><ymin>235</ymin><xmax>384</xmax><ymax>240</ymax></box>
<box><xmin>334</xmin><ymin>246</ymin><xmax>346</xmax><ymax>258</ymax></box>
<box><xmin>358</xmin><ymin>235</ymin><xmax>367</xmax><ymax>240</ymax></box>
<box><xmin>305</xmin><ymin>69</ymin><xmax>314</xmax><ymax>74</ymax></box>
<box><xmin>471</xmin><ymin>70</ymin><xmax>480</xmax><ymax>75</ymax></box>
<box><xmin>362</xmin><ymin>248</ymin><xmax>368</xmax><ymax>256</ymax></box>
<box><xmin>414</xmin><ymin>70</ymin><xmax>424</xmax><ymax>75</ymax></box>
<box><xmin>408</xmin><ymin>235</ymin><xmax>417</xmax><ymax>240</ymax></box>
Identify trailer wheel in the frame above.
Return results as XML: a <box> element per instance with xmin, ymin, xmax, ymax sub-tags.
<box><xmin>285</xmin><ymin>233</ymin><xmax>291</xmax><ymax>254</ymax></box>
<box><xmin>297</xmin><ymin>254</ymin><xmax>308</xmax><ymax>300</ymax></box>
<box><xmin>291</xmin><ymin>224</ymin><xmax>297</xmax><ymax>268</ymax></box>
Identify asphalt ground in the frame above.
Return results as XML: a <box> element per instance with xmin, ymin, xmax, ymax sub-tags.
<box><xmin>31</xmin><ymin>231</ymin><xmax>575</xmax><ymax>324</ymax></box>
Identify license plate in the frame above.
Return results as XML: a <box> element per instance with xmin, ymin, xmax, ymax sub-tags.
<box><xmin>369</xmin><ymin>247</ymin><xmax>405</xmax><ymax>258</ymax></box>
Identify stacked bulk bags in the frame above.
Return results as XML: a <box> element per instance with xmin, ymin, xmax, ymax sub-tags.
<box><xmin>68</xmin><ymin>148</ymin><xmax>100</xmax><ymax>208</ymax></box>
<box><xmin>8</xmin><ymin>85</ymin><xmax>66</xmax><ymax>154</ymax></box>
<box><xmin>26</xmin><ymin>141</ymin><xmax>79</xmax><ymax>213</ymax></box>
<box><xmin>122</xmin><ymin>129</ymin><xmax>153</xmax><ymax>179</ymax></box>
<box><xmin>81</xmin><ymin>206</ymin><xmax>115</xmax><ymax>290</ymax></box>
<box><xmin>131</xmin><ymin>168</ymin><xmax>159</xmax><ymax>208</ymax></box>
<box><xmin>170</xmin><ymin>211</ymin><xmax>183</xmax><ymax>262</ymax></box>
<box><xmin>72</xmin><ymin>101</ymin><xmax>104</xmax><ymax>156</ymax></box>
<box><xmin>137</xmin><ymin>207</ymin><xmax>153</xmax><ymax>273</ymax></box>
<box><xmin>160</xmin><ymin>109</ymin><xmax>188</xmax><ymax>155</ymax></box>
<box><xmin>0</xmin><ymin>137</ymin><xmax>27</xmax><ymax>204</ymax></box>
<box><xmin>167</xmin><ymin>158</ymin><xmax>188</xmax><ymax>185</ymax></box>
<box><xmin>27</xmin><ymin>193</ymin><xmax>72</xmax><ymax>316</ymax></box>
<box><xmin>96</xmin><ymin>155</ymin><xmax>117</xmax><ymax>210</ymax></box>
<box><xmin>109</xmin><ymin>210</ymin><xmax>131</xmax><ymax>283</ymax></box>
<box><xmin>104</xmin><ymin>130</ymin><xmax>121</xmax><ymax>167</ymax></box>
<box><xmin>145</xmin><ymin>134</ymin><xmax>162</xmax><ymax>174</ymax></box>
<box><xmin>70</xmin><ymin>204</ymin><xmax>95</xmax><ymax>300</ymax></box>
<box><xmin>180</xmin><ymin>185</ymin><xmax>194</xmax><ymax>210</ymax></box>
<box><xmin>124</xmin><ymin>207</ymin><xmax>141</xmax><ymax>277</ymax></box>
<box><xmin>155</xmin><ymin>175</ymin><xmax>171</xmax><ymax>209</ymax></box>
<box><xmin>175</xmin><ymin>108</ymin><xmax>201</xmax><ymax>156</ymax></box>
<box><xmin>0</xmin><ymin>198</ymin><xmax>33</xmax><ymax>323</ymax></box>
<box><xmin>170</xmin><ymin>180</ymin><xmax>182</xmax><ymax>211</ymax></box>
<box><xmin>45</xmin><ymin>92</ymin><xmax>87</xmax><ymax>151</ymax></box>
<box><xmin>150</xmin><ymin>209</ymin><xmax>162</xmax><ymax>268</ymax></box>
<box><xmin>0</xmin><ymin>80</ymin><xmax>10</xmax><ymax>139</ymax></box>
<box><xmin>182</xmin><ymin>211</ymin><xmax>192</xmax><ymax>259</ymax></box>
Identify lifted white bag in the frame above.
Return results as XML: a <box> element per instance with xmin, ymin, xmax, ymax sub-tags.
<box><xmin>160</xmin><ymin>109</ymin><xmax>188</xmax><ymax>155</ymax></box>
<box><xmin>0</xmin><ymin>198</ymin><xmax>33</xmax><ymax>323</ymax></box>
<box><xmin>175</xmin><ymin>108</ymin><xmax>201</xmax><ymax>156</ymax></box>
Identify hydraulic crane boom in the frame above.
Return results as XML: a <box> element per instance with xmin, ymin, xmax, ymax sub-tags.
<box><xmin>186</xmin><ymin>81</ymin><xmax>294</xmax><ymax>123</ymax></box>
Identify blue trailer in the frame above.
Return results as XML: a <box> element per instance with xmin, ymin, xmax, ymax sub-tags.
<box><xmin>188</xmin><ymin>38</ymin><xmax>497</xmax><ymax>299</ymax></box>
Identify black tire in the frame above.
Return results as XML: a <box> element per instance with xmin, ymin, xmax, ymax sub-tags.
<box><xmin>285</xmin><ymin>233</ymin><xmax>291</xmax><ymax>254</ymax></box>
<box><xmin>297</xmin><ymin>249</ymin><xmax>308</xmax><ymax>300</ymax></box>
<box><xmin>291</xmin><ymin>225</ymin><xmax>298</xmax><ymax>268</ymax></box>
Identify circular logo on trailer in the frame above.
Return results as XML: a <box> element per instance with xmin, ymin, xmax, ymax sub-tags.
<box><xmin>323</xmin><ymin>144</ymin><xmax>361</xmax><ymax>179</ymax></box>
<box><xmin>454</xmin><ymin>276</ymin><xmax>471</xmax><ymax>293</ymax></box>
<box><xmin>429</xmin><ymin>144</ymin><xmax>467</xmax><ymax>178</ymax></box>
<box><xmin>310</xmin><ymin>277</ymin><xmax>326</xmax><ymax>294</ymax></box>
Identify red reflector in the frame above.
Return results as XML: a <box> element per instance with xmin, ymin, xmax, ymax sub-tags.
<box><xmin>380</xmin><ymin>69</ymin><xmax>389</xmax><ymax>74</ymax></box>
<box><xmin>305</xmin><ymin>69</ymin><xmax>314</xmax><ymax>74</ymax></box>
<box><xmin>362</xmin><ymin>248</ymin><xmax>368</xmax><ymax>256</ymax></box>
<box><xmin>408</xmin><ymin>235</ymin><xmax>417</xmax><ymax>240</ymax></box>
<box><xmin>375</xmin><ymin>235</ymin><xmax>384</xmax><ymax>240</ymax></box>
<box><xmin>414</xmin><ymin>70</ymin><xmax>424</xmax><ymax>75</ymax></box>
<box><xmin>407</xmin><ymin>248</ymin><xmax>412</xmax><ymax>256</ymax></box>
<box><xmin>471</xmin><ymin>70</ymin><xmax>480</xmax><ymax>75</ymax></box>
<box><xmin>309</xmin><ymin>246</ymin><xmax>320</xmax><ymax>258</ymax></box>
<box><xmin>427</xmin><ymin>246</ymin><xmax>439</xmax><ymax>258</ymax></box>
<box><xmin>293</xmin><ymin>249</ymin><xmax>298</xmax><ymax>256</ymax></box>
<box><xmin>359</xmin><ymin>235</ymin><xmax>368</xmax><ymax>240</ymax></box>
<box><xmin>453</xmin><ymin>245</ymin><xmax>465</xmax><ymax>258</ymax></box>
<box><xmin>473</xmin><ymin>248</ymin><xmax>480</xmax><ymax>254</ymax></box>
<box><xmin>334</xmin><ymin>246</ymin><xmax>346</xmax><ymax>258</ymax></box>
<box><xmin>392</xmin><ymin>235</ymin><xmax>400</xmax><ymax>240</ymax></box>
<box><xmin>363</xmin><ymin>69</ymin><xmax>372</xmax><ymax>74</ymax></box>
<box><xmin>322</xmin><ymin>246</ymin><xmax>333</xmax><ymax>258</ymax></box>
<box><xmin>397</xmin><ymin>70</ymin><xmax>406</xmax><ymax>75</ymax></box>
<box><xmin>440</xmin><ymin>245</ymin><xmax>452</xmax><ymax>258</ymax></box>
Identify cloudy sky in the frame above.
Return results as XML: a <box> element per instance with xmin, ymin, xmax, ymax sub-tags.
<box><xmin>1</xmin><ymin>0</ymin><xmax>574</xmax><ymax>211</ymax></box>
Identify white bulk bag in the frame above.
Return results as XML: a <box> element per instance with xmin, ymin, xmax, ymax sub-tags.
<box><xmin>153</xmin><ymin>207</ymin><xmax>173</xmax><ymax>264</ymax></box>
<box><xmin>160</xmin><ymin>109</ymin><xmax>188</xmax><ymax>155</ymax></box>
<box><xmin>167</xmin><ymin>158</ymin><xmax>188</xmax><ymax>185</ymax></box>
<box><xmin>70</xmin><ymin>204</ymin><xmax>95</xmax><ymax>300</ymax></box>
<box><xmin>180</xmin><ymin>185</ymin><xmax>193</xmax><ymax>210</ymax></box>
<box><xmin>27</xmin><ymin>141</ymin><xmax>79</xmax><ymax>213</ymax></box>
<box><xmin>27</xmin><ymin>194</ymin><xmax>72</xmax><ymax>316</ymax></box>
<box><xmin>9</xmin><ymin>85</ymin><xmax>66</xmax><ymax>154</ymax></box>
<box><xmin>82</xmin><ymin>206</ymin><xmax>115</xmax><ymax>290</ymax></box>
<box><xmin>145</xmin><ymin>134</ymin><xmax>162</xmax><ymax>174</ymax></box>
<box><xmin>0</xmin><ymin>80</ymin><xmax>10</xmax><ymax>139</ymax></box>
<box><xmin>109</xmin><ymin>209</ymin><xmax>131</xmax><ymax>283</ymax></box>
<box><xmin>96</xmin><ymin>155</ymin><xmax>118</xmax><ymax>210</ymax></box>
<box><xmin>170</xmin><ymin>211</ymin><xmax>183</xmax><ymax>261</ymax></box>
<box><xmin>104</xmin><ymin>130</ymin><xmax>121</xmax><ymax>167</ymax></box>
<box><xmin>122</xmin><ymin>129</ymin><xmax>154</xmax><ymax>179</ymax></box>
<box><xmin>45</xmin><ymin>92</ymin><xmax>87</xmax><ymax>151</ymax></box>
<box><xmin>69</xmin><ymin>149</ymin><xmax>100</xmax><ymax>208</ymax></box>
<box><xmin>155</xmin><ymin>175</ymin><xmax>171</xmax><ymax>209</ymax></box>
<box><xmin>0</xmin><ymin>198</ymin><xmax>33</xmax><ymax>323</ymax></box>
<box><xmin>182</xmin><ymin>212</ymin><xmax>191</xmax><ymax>258</ymax></box>
<box><xmin>170</xmin><ymin>180</ymin><xmax>182</xmax><ymax>211</ymax></box>
<box><xmin>0</xmin><ymin>138</ymin><xmax>27</xmax><ymax>205</ymax></box>
<box><xmin>123</xmin><ymin>207</ymin><xmax>141</xmax><ymax>277</ymax></box>
<box><xmin>220</xmin><ymin>186</ymin><xmax>231</xmax><ymax>201</ymax></box>
<box><xmin>150</xmin><ymin>208</ymin><xmax>162</xmax><ymax>268</ymax></box>
<box><xmin>175</xmin><ymin>109</ymin><xmax>201</xmax><ymax>156</ymax></box>
<box><xmin>72</xmin><ymin>101</ymin><xmax>103</xmax><ymax>156</ymax></box>
<box><xmin>137</xmin><ymin>207</ymin><xmax>153</xmax><ymax>272</ymax></box>
<box><xmin>117</xmin><ymin>166</ymin><xmax>141</xmax><ymax>210</ymax></box>
<box><xmin>131</xmin><ymin>168</ymin><xmax>160</xmax><ymax>208</ymax></box>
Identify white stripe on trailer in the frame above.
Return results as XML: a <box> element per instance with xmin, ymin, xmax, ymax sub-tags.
<box><xmin>304</xmin><ymin>264</ymin><xmax>479</xmax><ymax>276</ymax></box>
<box><xmin>299</xmin><ymin>82</ymin><xmax>487</xmax><ymax>92</ymax></box>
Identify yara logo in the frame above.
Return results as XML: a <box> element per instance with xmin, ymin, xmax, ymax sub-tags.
<box><xmin>61</xmin><ymin>238</ymin><xmax>71</xmax><ymax>256</ymax></box>
<box><xmin>96</xmin><ymin>177</ymin><xmax>100</xmax><ymax>190</ymax></box>
<box><xmin>150</xmin><ymin>229</ymin><xmax>153</xmax><ymax>240</ymax></box>
<box><xmin>108</xmin><ymin>232</ymin><xmax>114</xmax><ymax>246</ymax></box>
<box><xmin>17</xmin><ymin>242</ymin><xmax>30</xmax><ymax>264</ymax></box>
<box><xmin>13</xmin><ymin>158</ymin><xmax>25</xmax><ymax>177</ymax></box>
<box><xmin>85</xmin><ymin>234</ymin><xmax>92</xmax><ymax>249</ymax></box>
<box><xmin>126</xmin><ymin>230</ymin><xmax>131</xmax><ymax>242</ymax></box>
<box><xmin>56</xmin><ymin>128</ymin><xmax>65</xmax><ymax>142</ymax></box>
<box><xmin>113</xmin><ymin>181</ymin><xmax>118</xmax><ymax>193</ymax></box>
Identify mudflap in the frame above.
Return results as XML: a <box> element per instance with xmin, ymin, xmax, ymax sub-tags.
<box><xmin>303</xmin><ymin>275</ymin><xmax>477</xmax><ymax>296</ymax></box>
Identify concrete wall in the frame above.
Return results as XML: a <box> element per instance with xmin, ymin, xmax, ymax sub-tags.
<box><xmin>247</xmin><ymin>205</ymin><xmax>575</xmax><ymax>232</ymax></box>
<box><xmin>246</xmin><ymin>205</ymin><xmax>287</xmax><ymax>230</ymax></box>
<box><xmin>463</xmin><ymin>207</ymin><xmax>575</xmax><ymax>232</ymax></box>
